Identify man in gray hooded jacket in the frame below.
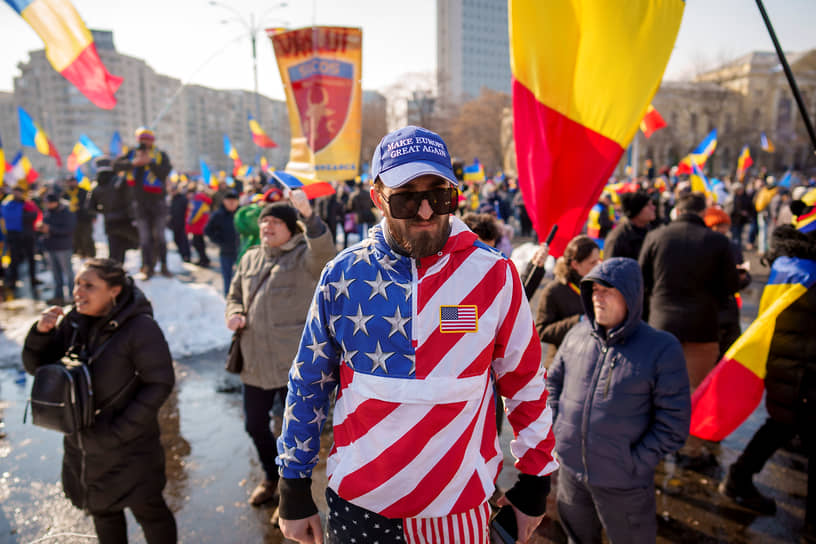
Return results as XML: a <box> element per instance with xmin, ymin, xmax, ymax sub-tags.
<box><xmin>547</xmin><ymin>257</ymin><xmax>690</xmax><ymax>543</ymax></box>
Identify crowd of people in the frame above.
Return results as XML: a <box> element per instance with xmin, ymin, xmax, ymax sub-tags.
<box><xmin>3</xmin><ymin>123</ymin><xmax>816</xmax><ymax>543</ymax></box>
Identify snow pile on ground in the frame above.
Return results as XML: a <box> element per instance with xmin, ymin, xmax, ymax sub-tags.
<box><xmin>0</xmin><ymin>232</ymin><xmax>232</xmax><ymax>367</ymax></box>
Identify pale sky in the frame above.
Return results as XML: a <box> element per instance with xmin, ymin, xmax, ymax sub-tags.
<box><xmin>0</xmin><ymin>0</ymin><xmax>813</xmax><ymax>101</ymax></box>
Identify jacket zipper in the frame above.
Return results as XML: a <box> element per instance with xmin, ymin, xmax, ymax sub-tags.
<box><xmin>603</xmin><ymin>358</ymin><xmax>616</xmax><ymax>400</ymax></box>
<box><xmin>581</xmin><ymin>336</ymin><xmax>608</xmax><ymax>477</ymax></box>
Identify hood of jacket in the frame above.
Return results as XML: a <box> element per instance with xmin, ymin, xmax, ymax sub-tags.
<box><xmin>68</xmin><ymin>278</ymin><xmax>154</xmax><ymax>348</ymax></box>
<box><xmin>580</xmin><ymin>257</ymin><xmax>643</xmax><ymax>345</ymax></box>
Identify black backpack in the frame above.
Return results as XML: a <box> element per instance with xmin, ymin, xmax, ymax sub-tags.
<box><xmin>25</xmin><ymin>338</ymin><xmax>111</xmax><ymax>435</ymax></box>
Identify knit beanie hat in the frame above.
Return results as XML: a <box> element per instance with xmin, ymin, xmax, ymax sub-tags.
<box><xmin>620</xmin><ymin>191</ymin><xmax>651</xmax><ymax>219</ymax></box>
<box><xmin>258</xmin><ymin>202</ymin><xmax>299</xmax><ymax>234</ymax></box>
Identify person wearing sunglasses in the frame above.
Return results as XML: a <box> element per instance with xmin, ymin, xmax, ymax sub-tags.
<box><xmin>276</xmin><ymin>126</ymin><xmax>556</xmax><ymax>544</ymax></box>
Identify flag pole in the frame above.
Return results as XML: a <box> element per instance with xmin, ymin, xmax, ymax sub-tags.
<box><xmin>755</xmin><ymin>0</ymin><xmax>816</xmax><ymax>155</ymax></box>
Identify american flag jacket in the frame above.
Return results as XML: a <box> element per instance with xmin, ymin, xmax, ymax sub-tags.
<box><xmin>277</xmin><ymin>216</ymin><xmax>557</xmax><ymax>519</ymax></box>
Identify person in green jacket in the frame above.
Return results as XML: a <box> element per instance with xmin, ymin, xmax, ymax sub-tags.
<box><xmin>235</xmin><ymin>186</ymin><xmax>283</xmax><ymax>262</ymax></box>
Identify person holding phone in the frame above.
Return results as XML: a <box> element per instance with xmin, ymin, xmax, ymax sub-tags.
<box><xmin>113</xmin><ymin>127</ymin><xmax>173</xmax><ymax>279</ymax></box>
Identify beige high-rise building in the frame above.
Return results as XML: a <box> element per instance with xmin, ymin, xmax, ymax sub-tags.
<box><xmin>8</xmin><ymin>30</ymin><xmax>289</xmax><ymax>179</ymax></box>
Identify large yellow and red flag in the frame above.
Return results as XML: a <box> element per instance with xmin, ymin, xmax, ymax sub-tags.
<box><xmin>509</xmin><ymin>0</ymin><xmax>683</xmax><ymax>256</ymax></box>
<box><xmin>691</xmin><ymin>257</ymin><xmax>816</xmax><ymax>440</ymax></box>
<box><xmin>736</xmin><ymin>145</ymin><xmax>753</xmax><ymax>181</ymax></box>
<box><xmin>4</xmin><ymin>0</ymin><xmax>122</xmax><ymax>109</ymax></box>
<box><xmin>268</xmin><ymin>26</ymin><xmax>362</xmax><ymax>182</ymax></box>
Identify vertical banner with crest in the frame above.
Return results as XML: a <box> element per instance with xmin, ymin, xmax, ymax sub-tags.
<box><xmin>268</xmin><ymin>26</ymin><xmax>362</xmax><ymax>181</ymax></box>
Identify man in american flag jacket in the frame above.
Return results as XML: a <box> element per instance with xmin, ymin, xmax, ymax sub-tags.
<box><xmin>277</xmin><ymin>126</ymin><xmax>557</xmax><ymax>544</ymax></box>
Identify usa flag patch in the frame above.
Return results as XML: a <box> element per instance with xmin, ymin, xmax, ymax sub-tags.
<box><xmin>439</xmin><ymin>305</ymin><xmax>478</xmax><ymax>333</ymax></box>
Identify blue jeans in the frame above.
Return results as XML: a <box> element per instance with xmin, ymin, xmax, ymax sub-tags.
<box><xmin>220</xmin><ymin>254</ymin><xmax>236</xmax><ymax>295</ymax></box>
<box><xmin>48</xmin><ymin>249</ymin><xmax>74</xmax><ymax>299</ymax></box>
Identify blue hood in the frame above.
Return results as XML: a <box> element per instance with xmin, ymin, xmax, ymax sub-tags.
<box><xmin>580</xmin><ymin>257</ymin><xmax>643</xmax><ymax>344</ymax></box>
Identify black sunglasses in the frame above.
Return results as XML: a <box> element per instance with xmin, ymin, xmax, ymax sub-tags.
<box><xmin>381</xmin><ymin>187</ymin><xmax>459</xmax><ymax>219</ymax></box>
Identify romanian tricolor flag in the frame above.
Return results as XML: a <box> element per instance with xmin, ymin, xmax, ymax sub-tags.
<box><xmin>640</xmin><ymin>104</ymin><xmax>667</xmax><ymax>138</ymax></box>
<box><xmin>9</xmin><ymin>151</ymin><xmax>39</xmax><ymax>183</ymax></box>
<box><xmin>691</xmin><ymin>256</ymin><xmax>816</xmax><ymax>440</ymax></box>
<box><xmin>223</xmin><ymin>134</ymin><xmax>243</xmax><ymax>176</ymax></box>
<box><xmin>248</xmin><ymin>114</ymin><xmax>278</xmax><ymax>148</ymax></box>
<box><xmin>18</xmin><ymin>107</ymin><xmax>61</xmax><ymax>166</ymax></box>
<box><xmin>463</xmin><ymin>159</ymin><xmax>486</xmax><ymax>183</ymax></box>
<box><xmin>66</xmin><ymin>134</ymin><xmax>102</xmax><ymax>171</ymax></box>
<box><xmin>690</xmin><ymin>161</ymin><xmax>715</xmax><ymax>201</ymax></box>
<box><xmin>109</xmin><ymin>131</ymin><xmax>122</xmax><ymax>156</ymax></box>
<box><xmin>761</xmin><ymin>132</ymin><xmax>775</xmax><ymax>153</ymax></box>
<box><xmin>3</xmin><ymin>0</ymin><xmax>122</xmax><ymax>109</ymax></box>
<box><xmin>199</xmin><ymin>159</ymin><xmax>218</xmax><ymax>189</ymax></box>
<box><xmin>736</xmin><ymin>145</ymin><xmax>753</xmax><ymax>182</ymax></box>
<box><xmin>0</xmin><ymin>133</ymin><xmax>5</xmax><ymax>184</ymax></box>
<box><xmin>792</xmin><ymin>188</ymin><xmax>816</xmax><ymax>234</ymax></box>
<box><xmin>271</xmin><ymin>170</ymin><xmax>335</xmax><ymax>200</ymax></box>
<box><xmin>509</xmin><ymin>0</ymin><xmax>684</xmax><ymax>257</ymax></box>
<box><xmin>678</xmin><ymin>129</ymin><xmax>718</xmax><ymax>174</ymax></box>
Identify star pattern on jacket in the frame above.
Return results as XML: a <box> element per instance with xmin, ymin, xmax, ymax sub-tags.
<box><xmin>346</xmin><ymin>304</ymin><xmax>374</xmax><ymax>336</ymax></box>
<box><xmin>366</xmin><ymin>341</ymin><xmax>395</xmax><ymax>374</ymax></box>
<box><xmin>364</xmin><ymin>271</ymin><xmax>394</xmax><ymax>301</ymax></box>
<box><xmin>330</xmin><ymin>271</ymin><xmax>355</xmax><ymax>301</ymax></box>
<box><xmin>383</xmin><ymin>305</ymin><xmax>410</xmax><ymax>339</ymax></box>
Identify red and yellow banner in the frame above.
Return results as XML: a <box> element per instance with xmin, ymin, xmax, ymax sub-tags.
<box><xmin>509</xmin><ymin>0</ymin><xmax>683</xmax><ymax>256</ymax></box>
<box><xmin>268</xmin><ymin>26</ymin><xmax>362</xmax><ymax>182</ymax></box>
<box><xmin>640</xmin><ymin>104</ymin><xmax>667</xmax><ymax>138</ymax></box>
<box><xmin>691</xmin><ymin>257</ymin><xmax>816</xmax><ymax>441</ymax></box>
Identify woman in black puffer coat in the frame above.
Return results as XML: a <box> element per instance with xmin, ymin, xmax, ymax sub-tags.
<box><xmin>23</xmin><ymin>258</ymin><xmax>176</xmax><ymax>544</ymax></box>
<box><xmin>720</xmin><ymin>224</ymin><xmax>816</xmax><ymax>540</ymax></box>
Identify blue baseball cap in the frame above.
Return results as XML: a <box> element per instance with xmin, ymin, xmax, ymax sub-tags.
<box><xmin>371</xmin><ymin>126</ymin><xmax>458</xmax><ymax>188</ymax></box>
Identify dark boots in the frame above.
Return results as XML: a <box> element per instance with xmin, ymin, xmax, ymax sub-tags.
<box><xmin>719</xmin><ymin>464</ymin><xmax>777</xmax><ymax>515</ymax></box>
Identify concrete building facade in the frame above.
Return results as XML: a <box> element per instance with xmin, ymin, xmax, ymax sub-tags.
<box><xmin>437</xmin><ymin>0</ymin><xmax>511</xmax><ymax>100</ymax></box>
<box><xmin>6</xmin><ymin>30</ymin><xmax>289</xmax><ymax>179</ymax></box>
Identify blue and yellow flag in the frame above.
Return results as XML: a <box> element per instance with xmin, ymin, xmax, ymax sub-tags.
<box><xmin>18</xmin><ymin>106</ymin><xmax>61</xmax><ymax>166</ymax></box>
<box><xmin>463</xmin><ymin>159</ymin><xmax>486</xmax><ymax>183</ymax></box>
<box><xmin>199</xmin><ymin>159</ymin><xmax>218</xmax><ymax>189</ymax></box>
<box><xmin>692</xmin><ymin>256</ymin><xmax>816</xmax><ymax>440</ymax></box>
<box><xmin>67</xmin><ymin>134</ymin><xmax>102</xmax><ymax>171</ymax></box>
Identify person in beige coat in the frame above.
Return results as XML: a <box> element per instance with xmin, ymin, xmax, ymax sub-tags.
<box><xmin>225</xmin><ymin>189</ymin><xmax>336</xmax><ymax>507</ymax></box>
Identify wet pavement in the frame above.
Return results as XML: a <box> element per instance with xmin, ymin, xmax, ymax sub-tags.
<box><xmin>0</xmin><ymin>249</ymin><xmax>810</xmax><ymax>543</ymax></box>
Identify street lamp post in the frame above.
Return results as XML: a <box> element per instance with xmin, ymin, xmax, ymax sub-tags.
<box><xmin>209</xmin><ymin>1</ymin><xmax>287</xmax><ymax>127</ymax></box>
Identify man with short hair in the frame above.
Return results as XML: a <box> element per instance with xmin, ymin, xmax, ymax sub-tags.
<box><xmin>639</xmin><ymin>192</ymin><xmax>740</xmax><ymax>391</ymax></box>
<box><xmin>39</xmin><ymin>192</ymin><xmax>76</xmax><ymax>305</ymax></box>
<box><xmin>113</xmin><ymin>127</ymin><xmax>172</xmax><ymax>279</ymax></box>
<box><xmin>205</xmin><ymin>190</ymin><xmax>241</xmax><ymax>295</ymax></box>
<box><xmin>277</xmin><ymin>126</ymin><xmax>557</xmax><ymax>544</ymax></box>
<box><xmin>548</xmin><ymin>257</ymin><xmax>690</xmax><ymax>543</ymax></box>
<box><xmin>603</xmin><ymin>190</ymin><xmax>656</xmax><ymax>260</ymax></box>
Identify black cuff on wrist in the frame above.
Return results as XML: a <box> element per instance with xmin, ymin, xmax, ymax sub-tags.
<box><xmin>504</xmin><ymin>473</ymin><xmax>551</xmax><ymax>517</ymax></box>
<box><xmin>278</xmin><ymin>477</ymin><xmax>318</xmax><ymax>520</ymax></box>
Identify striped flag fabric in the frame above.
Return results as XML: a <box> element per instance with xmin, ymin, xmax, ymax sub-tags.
<box><xmin>439</xmin><ymin>305</ymin><xmax>478</xmax><ymax>333</ymax></box>
<box><xmin>109</xmin><ymin>131</ymin><xmax>122</xmax><ymax>156</ymax></box>
<box><xmin>761</xmin><ymin>132</ymin><xmax>775</xmax><ymax>153</ymax></box>
<box><xmin>736</xmin><ymin>145</ymin><xmax>753</xmax><ymax>181</ymax></box>
<box><xmin>463</xmin><ymin>160</ymin><xmax>485</xmax><ymax>183</ymax></box>
<box><xmin>0</xmin><ymin>133</ymin><xmax>5</xmax><ymax>184</ymax></box>
<box><xmin>509</xmin><ymin>0</ymin><xmax>684</xmax><ymax>257</ymax></box>
<box><xmin>691</xmin><ymin>256</ymin><xmax>816</xmax><ymax>441</ymax></box>
<box><xmin>199</xmin><ymin>159</ymin><xmax>218</xmax><ymax>189</ymax></box>
<box><xmin>9</xmin><ymin>151</ymin><xmax>39</xmax><ymax>183</ymax></box>
<box><xmin>792</xmin><ymin>188</ymin><xmax>816</xmax><ymax>234</ymax></box>
<box><xmin>271</xmin><ymin>170</ymin><xmax>335</xmax><ymax>199</ymax></box>
<box><xmin>678</xmin><ymin>129</ymin><xmax>718</xmax><ymax>175</ymax></box>
<box><xmin>690</xmin><ymin>161</ymin><xmax>715</xmax><ymax>201</ymax></box>
<box><xmin>640</xmin><ymin>104</ymin><xmax>667</xmax><ymax>138</ymax></box>
<box><xmin>18</xmin><ymin>107</ymin><xmax>61</xmax><ymax>166</ymax></box>
<box><xmin>248</xmin><ymin>114</ymin><xmax>278</xmax><ymax>148</ymax></box>
<box><xmin>66</xmin><ymin>134</ymin><xmax>102</xmax><ymax>171</ymax></box>
<box><xmin>223</xmin><ymin>134</ymin><xmax>242</xmax><ymax>176</ymax></box>
<box><xmin>3</xmin><ymin>0</ymin><xmax>122</xmax><ymax>109</ymax></box>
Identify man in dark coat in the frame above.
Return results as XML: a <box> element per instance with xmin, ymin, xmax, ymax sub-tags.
<box><xmin>1</xmin><ymin>184</ymin><xmax>41</xmax><ymax>299</ymax></box>
<box><xmin>113</xmin><ymin>127</ymin><xmax>173</xmax><ymax>278</ymax></box>
<box><xmin>204</xmin><ymin>190</ymin><xmax>241</xmax><ymax>294</ymax></box>
<box><xmin>168</xmin><ymin>182</ymin><xmax>191</xmax><ymax>262</ymax></box>
<box><xmin>62</xmin><ymin>176</ymin><xmax>95</xmax><ymax>258</ymax></box>
<box><xmin>548</xmin><ymin>257</ymin><xmax>690</xmax><ymax>543</ymax></box>
<box><xmin>639</xmin><ymin>192</ymin><xmax>740</xmax><ymax>391</ymax></box>
<box><xmin>89</xmin><ymin>158</ymin><xmax>139</xmax><ymax>264</ymax></box>
<box><xmin>39</xmin><ymin>192</ymin><xmax>76</xmax><ymax>305</ymax></box>
<box><xmin>603</xmin><ymin>190</ymin><xmax>655</xmax><ymax>260</ymax></box>
<box><xmin>720</xmin><ymin>222</ymin><xmax>816</xmax><ymax>541</ymax></box>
